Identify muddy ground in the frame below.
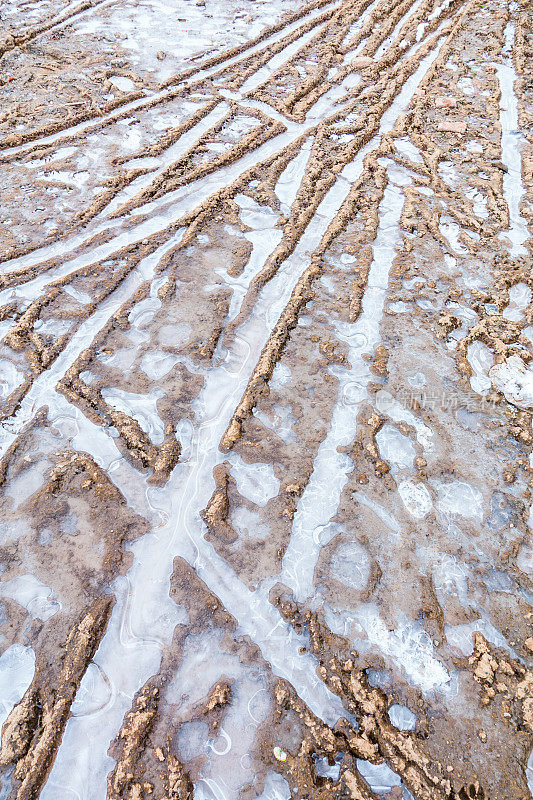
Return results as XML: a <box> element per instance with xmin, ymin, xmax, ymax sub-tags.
<box><xmin>0</xmin><ymin>0</ymin><xmax>531</xmax><ymax>798</ymax></box>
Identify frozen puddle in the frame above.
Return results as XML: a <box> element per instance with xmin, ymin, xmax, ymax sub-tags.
<box><xmin>281</xmin><ymin>165</ymin><xmax>410</xmax><ymax>602</ymax></box>
<box><xmin>227</xmin><ymin>454</ymin><xmax>280</xmax><ymax>507</ymax></box>
<box><xmin>101</xmin><ymin>387</ymin><xmax>166</xmax><ymax>444</ymax></box>
<box><xmin>330</xmin><ymin>541</ymin><xmax>371</xmax><ymax>591</ymax></box>
<box><xmin>355</xmin><ymin>606</ymin><xmax>451</xmax><ymax>693</ymax></box>
<box><xmin>41</xmin><ymin>118</ymin><xmax>368</xmax><ymax>798</ymax></box>
<box><xmin>489</xmin><ymin>355</ymin><xmax>533</xmax><ymax>410</ymax></box>
<box><xmin>0</xmin><ymin>645</ymin><xmax>35</xmax><ymax>732</ymax></box>
<box><xmin>495</xmin><ymin>18</ymin><xmax>530</xmax><ymax>256</ymax></box>
<box><xmin>398</xmin><ymin>479</ymin><xmax>433</xmax><ymax>518</ymax></box>
<box><xmin>0</xmin><ymin>574</ymin><xmax>60</xmax><ymax>621</ymax></box>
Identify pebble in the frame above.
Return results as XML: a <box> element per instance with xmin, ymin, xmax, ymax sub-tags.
<box><xmin>435</xmin><ymin>96</ymin><xmax>458</xmax><ymax>108</ymax></box>
<box><xmin>438</xmin><ymin>120</ymin><xmax>467</xmax><ymax>134</ymax></box>
<box><xmin>350</xmin><ymin>56</ymin><xmax>373</xmax><ymax>69</ymax></box>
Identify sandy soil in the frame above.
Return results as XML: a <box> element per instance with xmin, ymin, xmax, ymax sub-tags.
<box><xmin>0</xmin><ymin>0</ymin><xmax>531</xmax><ymax>798</ymax></box>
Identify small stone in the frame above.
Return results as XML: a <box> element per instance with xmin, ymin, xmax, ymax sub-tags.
<box><xmin>477</xmin><ymin>729</ymin><xmax>487</xmax><ymax>742</ymax></box>
<box><xmin>350</xmin><ymin>56</ymin><xmax>373</xmax><ymax>69</ymax></box>
<box><xmin>435</xmin><ymin>96</ymin><xmax>457</xmax><ymax>108</ymax></box>
<box><xmin>285</xmin><ymin>483</ymin><xmax>301</xmax><ymax>494</ymax></box>
<box><xmin>438</xmin><ymin>120</ymin><xmax>467</xmax><ymax>133</ymax></box>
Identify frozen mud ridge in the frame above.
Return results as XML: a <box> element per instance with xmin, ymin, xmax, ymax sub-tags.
<box><xmin>0</xmin><ymin>0</ymin><xmax>531</xmax><ymax>798</ymax></box>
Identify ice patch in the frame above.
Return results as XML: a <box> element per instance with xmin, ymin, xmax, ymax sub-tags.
<box><xmin>274</xmin><ymin>140</ymin><xmax>312</xmax><ymax>213</ymax></box>
<box><xmin>167</xmin><ymin>629</ymin><xmax>271</xmax><ymax>797</ymax></box>
<box><xmin>228</xmin><ymin>454</ymin><xmax>280</xmax><ymax>507</ymax></box>
<box><xmin>5</xmin><ymin>459</ymin><xmax>50</xmax><ymax>506</ymax></box>
<box><xmin>140</xmin><ymin>349</ymin><xmax>180</xmax><ymax>381</ymax></box>
<box><xmin>389</xmin><ymin>300</ymin><xmax>411</xmax><ymax>313</ymax></box>
<box><xmin>63</xmin><ymin>285</ymin><xmax>92</xmax><ymax>305</ymax></box>
<box><xmin>376</xmin><ymin>425</ymin><xmax>415</xmax><ymax>470</ymax></box>
<box><xmin>0</xmin><ymin>518</ymin><xmax>30</xmax><ymax>544</ymax></box>
<box><xmin>466</xmin><ymin>140</ymin><xmax>483</xmax><ymax>154</ymax></box>
<box><xmin>231</xmin><ymin>507</ymin><xmax>270</xmax><ymax>541</ymax></box>
<box><xmin>218</xmin><ymin>195</ymin><xmax>282</xmax><ymax>323</ymax></box>
<box><xmin>439</xmin><ymin>217</ymin><xmax>467</xmax><ymax>254</ymax></box>
<box><xmin>129</xmin><ymin>298</ymin><xmax>161</xmax><ymax>331</ymax></box>
<box><xmin>109</xmin><ymin>75</ymin><xmax>135</xmax><ymax>92</ymax></box>
<box><xmin>388</xmin><ymin>704</ymin><xmax>416</xmax><ymax>730</ymax></box>
<box><xmin>435</xmin><ymin>480</ymin><xmax>484</xmax><ymax>521</ymax></box>
<box><xmin>101</xmin><ymin>386</ymin><xmax>165</xmax><ymax>444</ymax></box>
<box><xmin>495</xmin><ymin>21</ymin><xmax>529</xmax><ymax>256</ymax></box>
<box><xmin>0</xmin><ymin>360</ymin><xmax>24</xmax><ymax>400</ymax></box>
<box><xmin>97</xmin><ymin>346</ymin><xmax>138</xmax><ymax>372</ymax></box>
<box><xmin>466</xmin><ymin>188</ymin><xmax>488</xmax><ymax>220</ymax></box>
<box><xmin>516</xmin><ymin>543</ymin><xmax>533</xmax><ymax>576</ymax></box>
<box><xmin>394</xmin><ymin>137</ymin><xmax>423</xmax><ymax>163</ymax></box>
<box><xmin>71</xmin><ymin>663</ymin><xmax>112</xmax><ymax>718</ymax></box>
<box><xmin>458</xmin><ymin>76</ymin><xmax>476</xmax><ymax>96</ymax></box>
<box><xmin>467</xmin><ymin>341</ymin><xmax>493</xmax><ymax>395</ymax></box>
<box><xmin>131</xmin><ymin>589</ymin><xmax>188</xmax><ymax>647</ymax></box>
<box><xmin>489</xmin><ymin>355</ymin><xmax>533</xmax><ymax>410</ymax></box>
<box><xmin>376</xmin><ymin>390</ymin><xmax>433</xmax><ymax>453</ymax></box>
<box><xmin>407</xmin><ymin>372</ymin><xmax>426</xmax><ymax>389</ymax></box>
<box><xmin>255</xmin><ymin>403</ymin><xmax>297</xmax><ymax>444</ymax></box>
<box><xmin>270</xmin><ymin>362</ymin><xmax>291</xmax><ymax>390</ymax></box>
<box><xmin>0</xmin><ymin>574</ymin><xmax>60</xmax><ymax>621</ymax></box>
<box><xmin>256</xmin><ymin>773</ymin><xmax>291</xmax><ymax>800</ymax></box>
<box><xmin>526</xmin><ymin>750</ymin><xmax>533</xmax><ymax>796</ymax></box>
<box><xmin>0</xmin><ymin>644</ymin><xmax>35</xmax><ymax>731</ymax></box>
<box><xmin>178</xmin><ymin>721</ymin><xmax>209</xmax><ymax>761</ymax></box>
<box><xmin>398</xmin><ymin>480</ymin><xmax>432</xmax><ymax>519</ymax></box>
<box><xmin>503</xmin><ymin>283</ymin><xmax>531</xmax><ymax>321</ymax></box>
<box><xmin>356</xmin><ymin>606</ymin><xmax>450</xmax><ymax>692</ymax></box>
<box><xmin>433</xmin><ymin>553</ymin><xmax>471</xmax><ymax>603</ymax></box>
<box><xmin>157</xmin><ymin>322</ymin><xmax>192</xmax><ymax>349</ymax></box>
<box><xmin>235</xmin><ymin>193</ymin><xmax>279</xmax><ymax>230</ymax></box>
<box><xmin>445</xmin><ymin>619</ymin><xmax>515</xmax><ymax>657</ymax></box>
<box><xmin>356</xmin><ymin>759</ymin><xmax>401</xmax><ymax>793</ymax></box>
<box><xmin>330</xmin><ymin>541</ymin><xmax>370</xmax><ymax>591</ymax></box>
<box><xmin>33</xmin><ymin>318</ymin><xmax>73</xmax><ymax>337</ymax></box>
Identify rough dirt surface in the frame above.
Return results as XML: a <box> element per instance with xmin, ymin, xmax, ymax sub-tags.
<box><xmin>0</xmin><ymin>0</ymin><xmax>531</xmax><ymax>798</ymax></box>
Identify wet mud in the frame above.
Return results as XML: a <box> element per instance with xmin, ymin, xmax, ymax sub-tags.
<box><xmin>0</xmin><ymin>0</ymin><xmax>531</xmax><ymax>798</ymax></box>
